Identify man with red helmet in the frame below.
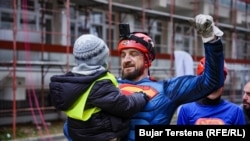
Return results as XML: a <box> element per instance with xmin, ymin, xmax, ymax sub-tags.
<box><xmin>118</xmin><ymin>32</ymin><xmax>155</xmax><ymax>80</ymax></box>
<box><xmin>117</xmin><ymin>14</ymin><xmax>227</xmax><ymax>141</ymax></box>
<box><xmin>62</xmin><ymin>14</ymin><xmax>228</xmax><ymax>141</ymax></box>
<box><xmin>176</xmin><ymin>57</ymin><xmax>245</xmax><ymax>125</ymax></box>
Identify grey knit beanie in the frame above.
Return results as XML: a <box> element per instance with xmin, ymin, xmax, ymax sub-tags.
<box><xmin>73</xmin><ymin>34</ymin><xmax>109</xmax><ymax>67</ymax></box>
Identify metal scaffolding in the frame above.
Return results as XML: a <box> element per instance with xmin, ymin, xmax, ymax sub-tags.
<box><xmin>0</xmin><ymin>0</ymin><xmax>249</xmax><ymax>140</ymax></box>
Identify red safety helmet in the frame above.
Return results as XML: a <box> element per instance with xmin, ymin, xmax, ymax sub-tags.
<box><xmin>118</xmin><ymin>32</ymin><xmax>155</xmax><ymax>67</ymax></box>
<box><xmin>197</xmin><ymin>57</ymin><xmax>228</xmax><ymax>79</ymax></box>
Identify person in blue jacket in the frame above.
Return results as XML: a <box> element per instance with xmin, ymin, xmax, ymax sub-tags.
<box><xmin>176</xmin><ymin>57</ymin><xmax>246</xmax><ymax>125</ymax></box>
<box><xmin>49</xmin><ymin>34</ymin><xmax>152</xmax><ymax>141</ymax></box>
<box><xmin>117</xmin><ymin>14</ymin><xmax>225</xmax><ymax>140</ymax></box>
<box><xmin>63</xmin><ymin>14</ymin><xmax>225</xmax><ymax>141</ymax></box>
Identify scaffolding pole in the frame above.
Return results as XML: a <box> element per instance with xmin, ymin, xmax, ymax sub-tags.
<box><xmin>12</xmin><ymin>0</ymin><xmax>17</xmax><ymax>139</ymax></box>
<box><xmin>65</xmin><ymin>0</ymin><xmax>70</xmax><ymax>72</ymax></box>
<box><xmin>193</xmin><ymin>0</ymin><xmax>199</xmax><ymax>62</ymax></box>
<box><xmin>170</xmin><ymin>0</ymin><xmax>175</xmax><ymax>77</ymax></box>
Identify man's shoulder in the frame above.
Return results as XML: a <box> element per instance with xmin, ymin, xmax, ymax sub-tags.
<box><xmin>179</xmin><ymin>102</ymin><xmax>197</xmax><ymax>110</ymax></box>
<box><xmin>223</xmin><ymin>100</ymin><xmax>242</xmax><ymax>110</ymax></box>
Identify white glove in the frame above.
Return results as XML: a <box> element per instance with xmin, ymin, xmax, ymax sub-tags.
<box><xmin>189</xmin><ymin>14</ymin><xmax>224</xmax><ymax>43</ymax></box>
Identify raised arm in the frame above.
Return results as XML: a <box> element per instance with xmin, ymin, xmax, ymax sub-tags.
<box><xmin>164</xmin><ymin>14</ymin><xmax>225</xmax><ymax>104</ymax></box>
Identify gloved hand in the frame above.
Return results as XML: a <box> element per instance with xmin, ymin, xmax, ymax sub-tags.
<box><xmin>189</xmin><ymin>14</ymin><xmax>224</xmax><ymax>43</ymax></box>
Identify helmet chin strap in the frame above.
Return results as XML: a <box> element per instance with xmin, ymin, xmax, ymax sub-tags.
<box><xmin>143</xmin><ymin>54</ymin><xmax>151</xmax><ymax>76</ymax></box>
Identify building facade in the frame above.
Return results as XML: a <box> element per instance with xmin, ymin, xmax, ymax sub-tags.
<box><xmin>0</xmin><ymin>0</ymin><xmax>249</xmax><ymax>125</ymax></box>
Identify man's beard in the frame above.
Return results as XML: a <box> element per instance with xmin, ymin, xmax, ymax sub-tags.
<box><xmin>121</xmin><ymin>66</ymin><xmax>144</xmax><ymax>81</ymax></box>
<box><xmin>243</xmin><ymin>100</ymin><xmax>250</xmax><ymax>110</ymax></box>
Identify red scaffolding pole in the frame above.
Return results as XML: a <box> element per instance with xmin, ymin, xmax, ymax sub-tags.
<box><xmin>65</xmin><ymin>0</ymin><xmax>71</xmax><ymax>72</ymax></box>
<box><xmin>170</xmin><ymin>0</ymin><xmax>175</xmax><ymax>77</ymax></box>
<box><xmin>12</xmin><ymin>0</ymin><xmax>17</xmax><ymax>139</ymax></box>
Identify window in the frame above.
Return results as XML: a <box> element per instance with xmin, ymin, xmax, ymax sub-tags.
<box><xmin>90</xmin><ymin>11</ymin><xmax>104</xmax><ymax>38</ymax></box>
<box><xmin>1</xmin><ymin>12</ymin><xmax>13</xmax><ymax>29</ymax></box>
<box><xmin>38</xmin><ymin>0</ymin><xmax>53</xmax><ymax>15</ymax></box>
<box><xmin>246</xmin><ymin>39</ymin><xmax>250</xmax><ymax>59</ymax></box>
<box><xmin>154</xmin><ymin>34</ymin><xmax>162</xmax><ymax>53</ymax></box>
<box><xmin>156</xmin><ymin>22</ymin><xmax>162</xmax><ymax>32</ymax></box>
<box><xmin>106</xmin><ymin>28</ymin><xmax>115</xmax><ymax>49</ymax></box>
<box><xmin>21</xmin><ymin>0</ymin><xmax>35</xmax><ymax>11</ymax></box>
<box><xmin>70</xmin><ymin>5</ymin><xmax>76</xmax><ymax>19</ymax></box>
<box><xmin>0</xmin><ymin>0</ymin><xmax>12</xmax><ymax>9</ymax></box>
<box><xmin>174</xmin><ymin>24</ymin><xmax>193</xmax><ymax>54</ymax></box>
<box><xmin>237</xmin><ymin>34</ymin><xmax>250</xmax><ymax>60</ymax></box>
<box><xmin>78</xmin><ymin>26</ymin><xmax>89</xmax><ymax>36</ymax></box>
<box><xmin>91</xmin><ymin>25</ymin><xmax>103</xmax><ymax>38</ymax></box>
<box><xmin>70</xmin><ymin>22</ymin><xmax>76</xmax><ymax>45</ymax></box>
<box><xmin>236</xmin><ymin>0</ymin><xmax>247</xmax><ymax>12</ymax></box>
<box><xmin>150</xmin><ymin>20</ymin><xmax>163</xmax><ymax>53</ymax></box>
<box><xmin>20</xmin><ymin>15</ymin><xmax>36</xmax><ymax>30</ymax></box>
<box><xmin>105</xmin><ymin>13</ymin><xmax>116</xmax><ymax>25</ymax></box>
<box><xmin>91</xmin><ymin>11</ymin><xmax>103</xmax><ymax>24</ymax></box>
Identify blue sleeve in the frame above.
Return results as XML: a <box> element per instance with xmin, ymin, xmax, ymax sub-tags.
<box><xmin>176</xmin><ymin>105</ymin><xmax>189</xmax><ymax>125</ymax></box>
<box><xmin>164</xmin><ymin>39</ymin><xmax>225</xmax><ymax>105</ymax></box>
<box><xmin>234</xmin><ymin>108</ymin><xmax>246</xmax><ymax>125</ymax></box>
